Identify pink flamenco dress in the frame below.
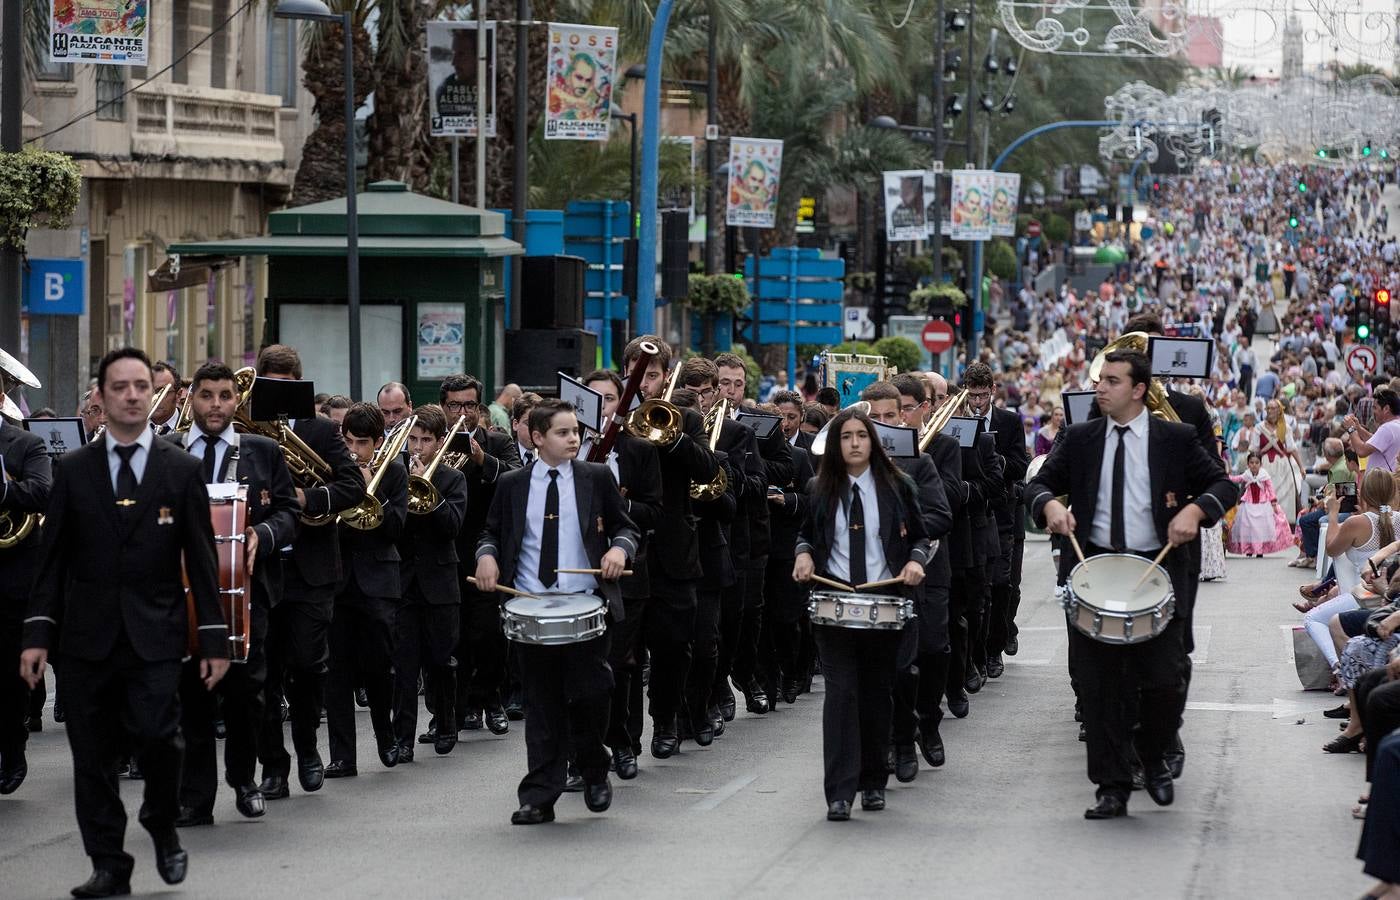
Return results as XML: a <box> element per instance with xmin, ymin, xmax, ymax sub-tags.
<box><xmin>1225</xmin><ymin>470</ymin><xmax>1295</xmax><ymax>556</ymax></box>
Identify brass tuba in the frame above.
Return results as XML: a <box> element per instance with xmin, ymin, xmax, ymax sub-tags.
<box><xmin>408</xmin><ymin>414</ymin><xmax>467</xmax><ymax>515</ymax></box>
<box><xmin>339</xmin><ymin>415</ymin><xmax>416</xmax><ymax>531</ymax></box>
<box><xmin>229</xmin><ymin>367</ymin><xmax>337</xmax><ymax>525</ymax></box>
<box><xmin>0</xmin><ymin>508</ymin><xmax>40</xmax><ymax>548</ymax></box>
<box><xmin>689</xmin><ymin>398</ymin><xmax>730</xmax><ymax>501</ymax></box>
<box><xmin>624</xmin><ymin>362</ymin><xmax>684</xmax><ymax>447</ymax></box>
<box><xmin>1086</xmin><ymin>331</ymin><xmax>1180</xmax><ymax>422</ymax></box>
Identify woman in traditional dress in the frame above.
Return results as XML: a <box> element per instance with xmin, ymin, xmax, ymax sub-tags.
<box><xmin>1247</xmin><ymin>398</ymin><xmax>1304</xmax><ymax>525</ymax></box>
<box><xmin>1227</xmin><ymin>451</ymin><xmax>1297</xmax><ymax>557</ymax></box>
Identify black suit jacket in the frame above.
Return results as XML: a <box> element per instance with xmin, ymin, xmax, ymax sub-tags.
<box><xmin>716</xmin><ymin>417</ymin><xmax>763</xmax><ymax>563</ymax></box>
<box><xmin>455</xmin><ymin>426</ymin><xmax>522</xmax><ymax>587</ymax></box>
<box><xmin>963</xmin><ymin>432</ymin><xmax>1005</xmax><ymax>563</ymax></box>
<box><xmin>768</xmin><ymin>445</ymin><xmax>813</xmax><ymax>563</ymax></box>
<box><xmin>792</xmin><ymin>430</ymin><xmax>816</xmax><ymax>452</ymax></box>
<box><xmin>338</xmin><ymin>460</ymin><xmax>409</xmax><ymax>600</ymax></box>
<box><xmin>477</xmin><ymin>459</ymin><xmax>639</xmax><ymax>619</ymax></box>
<box><xmin>0</xmin><ymin>423</ymin><xmax>52</xmax><ymax>617</ymax></box>
<box><xmin>748</xmin><ymin>420</ymin><xmax>793</xmax><ymax>560</ymax></box>
<box><xmin>927</xmin><ymin>433</ymin><xmax>973</xmax><ymax>571</ymax></box>
<box><xmin>288</xmin><ymin>417</ymin><xmax>365</xmax><ymax>590</ymax></box>
<box><xmin>797</xmin><ymin>472</ymin><xmax>933</xmax><ymax>591</ymax></box>
<box><xmin>987</xmin><ymin>405</ymin><xmax>1030</xmax><ymax>530</ymax></box>
<box><xmin>24</xmin><ymin>438</ymin><xmax>223</xmax><ymax>662</ymax></box>
<box><xmin>1167</xmin><ymin>388</ymin><xmax>1225</xmax><ymax>471</ymax></box>
<box><xmin>399</xmin><ymin>465</ymin><xmax>467</xmax><ymax>604</ymax></box>
<box><xmin>611</xmin><ymin>433</ymin><xmax>662</xmax><ymax>601</ymax></box>
<box><xmin>649</xmin><ymin>407</ymin><xmax>719</xmax><ymax>582</ymax></box>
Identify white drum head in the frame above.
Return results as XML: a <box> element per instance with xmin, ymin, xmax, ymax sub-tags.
<box><xmin>505</xmin><ymin>593</ymin><xmax>602</xmax><ymax>617</ymax></box>
<box><xmin>1069</xmin><ymin>553</ymin><xmax>1171</xmax><ymax>614</ymax></box>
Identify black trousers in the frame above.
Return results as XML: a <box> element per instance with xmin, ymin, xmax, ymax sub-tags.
<box><xmin>393</xmin><ymin>595</ymin><xmax>459</xmax><ymax>747</ymax></box>
<box><xmin>457</xmin><ymin>593</ymin><xmax>507</xmax><ymax>716</ymax></box>
<box><xmin>814</xmin><ymin>625</ymin><xmax>901</xmax><ymax>804</ymax></box>
<box><xmin>947</xmin><ymin>566</ymin><xmax>986</xmax><ymax>698</ymax></box>
<box><xmin>1355</xmin><ymin>666</ymin><xmax>1400</xmax><ymax>782</ymax></box>
<box><xmin>518</xmin><ymin>631</ymin><xmax>613</xmax><ymax>808</ymax></box>
<box><xmin>713</xmin><ymin>570</ymin><xmax>747</xmax><ymax>702</ymax></box>
<box><xmin>988</xmin><ymin>527</ymin><xmax>1025</xmax><ymax>656</ymax></box>
<box><xmin>327</xmin><ymin>586</ymin><xmax>397</xmax><ymax>766</ymax></box>
<box><xmin>62</xmin><ymin>639</ymin><xmax>183</xmax><ymax>875</ymax></box>
<box><xmin>894</xmin><ymin>585</ymin><xmax>952</xmax><ymax>743</ymax></box>
<box><xmin>260</xmin><ymin>572</ymin><xmax>334</xmax><ymax>779</ymax></box>
<box><xmin>617</xmin><ymin>579</ymin><xmax>695</xmax><ymax>740</ymax></box>
<box><xmin>1358</xmin><ymin>730</ymin><xmax>1400</xmax><ymax>883</ymax></box>
<box><xmin>0</xmin><ymin>616</ymin><xmax>26</xmax><ymax>765</ymax></box>
<box><xmin>732</xmin><ymin>562</ymin><xmax>767</xmax><ymax>686</ymax></box>
<box><xmin>761</xmin><ymin>556</ymin><xmax>805</xmax><ymax>692</ymax></box>
<box><xmin>180</xmin><ymin>603</ymin><xmax>268</xmax><ymax>814</ymax></box>
<box><xmin>685</xmin><ymin>585</ymin><xmax>723</xmax><ymax>725</ymax></box>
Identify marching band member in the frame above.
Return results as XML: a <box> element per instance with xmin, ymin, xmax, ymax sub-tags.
<box><xmin>255</xmin><ymin>345</ymin><xmax>364</xmax><ymax>801</ymax></box>
<box><xmin>393</xmin><ymin>405</ymin><xmax>468</xmax><ymax>760</ymax></box>
<box><xmin>775</xmin><ymin>390</ymin><xmax>815</xmax><ymax>451</ymax></box>
<box><xmin>171</xmin><ymin>363</ymin><xmax>299</xmax><ymax>826</ymax></box>
<box><xmin>758</xmin><ymin>400</ymin><xmax>814</xmax><ymax>706</ymax></box>
<box><xmin>21</xmin><ymin>348</ymin><xmax>225</xmax><ymax>897</ymax></box>
<box><xmin>513</xmin><ymin>393</ymin><xmax>541</xmax><ymax>466</ymax></box>
<box><xmin>1025</xmin><ymin>349</ymin><xmax>1235</xmax><ymax>819</ymax></box>
<box><xmin>475</xmin><ymin>399</ymin><xmax>638</xmax><ymax>824</ymax></box>
<box><xmin>0</xmin><ymin>381</ymin><xmax>51</xmax><ymax>795</ymax></box>
<box><xmin>792</xmin><ymin>406</ymin><xmax>930</xmax><ymax>821</ymax></box>
<box><xmin>149</xmin><ymin>362</ymin><xmax>183</xmax><ymax>434</ymax></box>
<box><xmin>326</xmin><ymin>403</ymin><xmax>409</xmax><ymax>776</ymax></box>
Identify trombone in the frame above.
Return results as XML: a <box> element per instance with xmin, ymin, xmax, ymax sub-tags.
<box><xmin>624</xmin><ymin>363</ymin><xmax>684</xmax><ymax>447</ymax></box>
<box><xmin>228</xmin><ymin>367</ymin><xmax>338</xmax><ymax>525</ymax></box>
<box><xmin>408</xmin><ymin>415</ymin><xmax>467</xmax><ymax>515</ymax></box>
<box><xmin>917</xmin><ymin>388</ymin><xmax>970</xmax><ymax>453</ymax></box>
<box><xmin>689</xmin><ymin>398</ymin><xmax>729</xmax><ymax>501</ymax></box>
<box><xmin>340</xmin><ymin>415</ymin><xmax>416</xmax><ymax>531</ymax></box>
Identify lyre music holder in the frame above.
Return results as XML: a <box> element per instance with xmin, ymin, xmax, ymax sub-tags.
<box><xmin>249</xmin><ymin>377</ymin><xmax>317</xmax><ymax>424</ymax></box>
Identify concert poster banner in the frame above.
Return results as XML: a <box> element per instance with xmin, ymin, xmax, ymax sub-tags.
<box><xmin>950</xmin><ymin>169</ymin><xmax>994</xmax><ymax>241</ymax></box>
<box><xmin>990</xmin><ymin>172</ymin><xmax>1021</xmax><ymax>238</ymax></box>
<box><xmin>882</xmin><ymin>170</ymin><xmax>934</xmax><ymax>241</ymax></box>
<box><xmin>50</xmin><ymin>0</ymin><xmax>148</xmax><ymax>65</ymax></box>
<box><xmin>428</xmin><ymin>21</ymin><xmax>497</xmax><ymax>138</ymax></box>
<box><xmin>544</xmin><ymin>24</ymin><xmax>618</xmax><ymax>141</ymax></box>
<box><xmin>726</xmin><ymin>138</ymin><xmax>784</xmax><ymax>229</ymax></box>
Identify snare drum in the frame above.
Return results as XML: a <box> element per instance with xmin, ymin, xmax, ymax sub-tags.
<box><xmin>185</xmin><ymin>486</ymin><xmax>252</xmax><ymax>661</ymax></box>
<box><xmin>501</xmin><ymin>593</ymin><xmax>607</xmax><ymax>645</ymax></box>
<box><xmin>808</xmin><ymin>590</ymin><xmax>914</xmax><ymax>631</ymax></box>
<box><xmin>1064</xmin><ymin>553</ymin><xmax>1175</xmax><ymax>645</ymax></box>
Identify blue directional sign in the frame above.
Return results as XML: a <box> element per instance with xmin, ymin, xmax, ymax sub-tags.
<box><xmin>24</xmin><ymin>258</ymin><xmax>85</xmax><ymax>315</ymax></box>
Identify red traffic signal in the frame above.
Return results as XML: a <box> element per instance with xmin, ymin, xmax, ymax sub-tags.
<box><xmin>1377</xmin><ymin>288</ymin><xmax>1392</xmax><ymax>306</ymax></box>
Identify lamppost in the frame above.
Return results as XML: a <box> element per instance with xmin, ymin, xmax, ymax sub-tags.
<box><xmin>274</xmin><ymin>0</ymin><xmax>363</xmax><ymax>399</ymax></box>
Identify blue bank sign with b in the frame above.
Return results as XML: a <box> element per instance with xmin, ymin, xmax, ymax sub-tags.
<box><xmin>24</xmin><ymin>259</ymin><xmax>86</xmax><ymax>315</ymax></box>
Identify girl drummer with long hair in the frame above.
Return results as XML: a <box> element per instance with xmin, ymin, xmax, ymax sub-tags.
<box><xmin>792</xmin><ymin>407</ymin><xmax>931</xmax><ymax>822</ymax></box>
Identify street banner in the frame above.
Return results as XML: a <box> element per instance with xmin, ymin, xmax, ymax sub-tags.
<box><xmin>428</xmin><ymin>21</ymin><xmax>496</xmax><ymax>138</ymax></box>
<box><xmin>726</xmin><ymin>137</ymin><xmax>784</xmax><ymax>228</ymax></box>
<box><xmin>882</xmin><ymin>170</ymin><xmax>934</xmax><ymax>241</ymax></box>
<box><xmin>661</xmin><ymin>135</ymin><xmax>697</xmax><ymax>223</ymax></box>
<box><xmin>50</xmin><ymin>0</ymin><xmax>147</xmax><ymax>65</ymax></box>
<box><xmin>544</xmin><ymin>24</ymin><xmax>618</xmax><ymax>141</ymax></box>
<box><xmin>950</xmin><ymin>169</ymin><xmax>994</xmax><ymax>241</ymax></box>
<box><xmin>990</xmin><ymin>172</ymin><xmax>1021</xmax><ymax>238</ymax></box>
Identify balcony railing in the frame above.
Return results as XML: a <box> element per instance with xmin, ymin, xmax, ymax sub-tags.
<box><xmin>131</xmin><ymin>82</ymin><xmax>285</xmax><ymax>164</ymax></box>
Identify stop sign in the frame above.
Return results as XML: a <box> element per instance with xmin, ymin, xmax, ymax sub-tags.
<box><xmin>922</xmin><ymin>319</ymin><xmax>956</xmax><ymax>354</ymax></box>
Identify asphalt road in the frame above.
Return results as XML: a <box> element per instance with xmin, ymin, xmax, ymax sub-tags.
<box><xmin>0</xmin><ymin>535</ymin><xmax>1370</xmax><ymax>899</ymax></box>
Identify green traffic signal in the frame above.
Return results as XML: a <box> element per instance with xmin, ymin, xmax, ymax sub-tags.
<box><xmin>1358</xmin><ymin>323</ymin><xmax>1372</xmax><ymax>340</ymax></box>
<box><xmin>1317</xmin><ymin>148</ymin><xmax>1328</xmax><ymax>158</ymax></box>
<box><xmin>1297</xmin><ymin>181</ymin><xmax>1307</xmax><ymax>192</ymax></box>
<box><xmin>1288</xmin><ymin>215</ymin><xmax>1299</xmax><ymax>228</ymax></box>
<box><xmin>1364</xmin><ymin>145</ymin><xmax>1373</xmax><ymax>157</ymax></box>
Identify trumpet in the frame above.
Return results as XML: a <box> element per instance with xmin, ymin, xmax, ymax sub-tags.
<box><xmin>624</xmin><ymin>363</ymin><xmax>684</xmax><ymax>447</ymax></box>
<box><xmin>917</xmin><ymin>388</ymin><xmax>970</xmax><ymax>453</ymax></box>
<box><xmin>228</xmin><ymin>367</ymin><xmax>337</xmax><ymax>525</ymax></box>
<box><xmin>340</xmin><ymin>415</ymin><xmax>416</xmax><ymax>531</ymax></box>
<box><xmin>408</xmin><ymin>415</ymin><xmax>467</xmax><ymax>515</ymax></box>
<box><xmin>689</xmin><ymin>398</ymin><xmax>730</xmax><ymax>501</ymax></box>
<box><xmin>147</xmin><ymin>382</ymin><xmax>172</xmax><ymax>422</ymax></box>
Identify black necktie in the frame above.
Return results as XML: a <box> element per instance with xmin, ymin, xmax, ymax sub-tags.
<box><xmin>202</xmin><ymin>434</ymin><xmax>219</xmax><ymax>483</ymax></box>
<box><xmin>540</xmin><ymin>469</ymin><xmax>559</xmax><ymax>588</ymax></box>
<box><xmin>114</xmin><ymin>444</ymin><xmax>139</xmax><ymax>503</ymax></box>
<box><xmin>1111</xmin><ymin>425</ymin><xmax>1129</xmax><ymax>552</ymax></box>
<box><xmin>523</xmin><ymin>448</ymin><xmax>534</xmax><ymax>466</ymax></box>
<box><xmin>849</xmin><ymin>483</ymin><xmax>867</xmax><ymax>586</ymax></box>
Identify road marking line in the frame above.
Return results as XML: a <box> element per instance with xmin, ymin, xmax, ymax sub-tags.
<box><xmin>1190</xmin><ymin>625</ymin><xmax>1213</xmax><ymax>664</ymax></box>
<box><xmin>690</xmin><ymin>773</ymin><xmax>758</xmax><ymax>811</ymax></box>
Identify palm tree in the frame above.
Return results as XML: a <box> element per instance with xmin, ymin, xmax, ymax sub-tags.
<box><xmin>291</xmin><ymin>2</ymin><xmax>377</xmax><ymax>205</ymax></box>
<box><xmin>365</xmin><ymin>0</ymin><xmax>434</xmax><ymax>188</ymax></box>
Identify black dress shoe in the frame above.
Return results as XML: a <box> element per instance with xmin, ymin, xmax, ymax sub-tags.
<box><xmin>894</xmin><ymin>744</ymin><xmax>919</xmax><ymax>783</ymax></box>
<box><xmin>354</xmin><ymin>688</ymin><xmax>369</xmax><ymax>708</ymax></box>
<box><xmin>986</xmin><ymin>654</ymin><xmax>1005</xmax><ymax>678</ymax></box>
<box><xmin>485</xmin><ymin>709</ymin><xmax>510</xmax><ymax>735</ymax></box>
<box><xmin>947</xmin><ymin>694</ymin><xmax>970</xmax><ymax>719</ymax></box>
<box><xmin>461</xmin><ymin>711</ymin><xmax>483</xmax><ymax>731</ymax></box>
<box><xmin>418</xmin><ymin>717</ymin><xmax>438</xmax><ymax>744</ymax></box>
<box><xmin>505</xmin><ymin>699</ymin><xmax>525</xmax><ymax>721</ymax></box>
<box><xmin>781</xmin><ymin>679</ymin><xmax>800</xmax><ymax>704</ymax></box>
<box><xmin>323</xmin><ymin>760</ymin><xmax>358</xmax><ymax>778</ymax></box>
<box><xmin>1084</xmin><ymin>795</ymin><xmax>1128</xmax><ymax>819</ymax></box>
<box><xmin>651</xmin><ymin>731</ymin><xmax>679</xmax><ymax>759</ymax></box>
<box><xmin>1164</xmin><ymin>734</ymin><xmax>1185</xmax><ymax>779</ymax></box>
<box><xmin>1144</xmin><ymin>762</ymin><xmax>1174</xmax><ymax>806</ymax></box>
<box><xmin>511</xmin><ymin>804</ymin><xmax>555</xmax><ymax>825</ymax></box>
<box><xmin>860</xmin><ymin>789</ymin><xmax>886</xmax><ymax>811</ymax></box>
<box><xmin>396</xmin><ymin>742</ymin><xmax>416</xmax><ymax>764</ymax></box>
<box><xmin>692</xmin><ymin>717</ymin><xmax>715</xmax><ymax>747</ymax></box>
<box><xmin>1005</xmin><ymin>634</ymin><xmax>1019</xmax><ymax>656</ymax></box>
<box><xmin>917</xmin><ymin>728</ymin><xmax>946</xmax><ymax>767</ymax></box>
<box><xmin>259</xmin><ymin>774</ymin><xmax>290</xmax><ymax>800</ymax></box>
<box><xmin>742</xmin><ymin>681</ymin><xmax>770</xmax><ymax>715</ymax></box>
<box><xmin>718</xmin><ymin>687</ymin><xmax>737</xmax><ymax>722</ymax></box>
<box><xmin>826</xmin><ymin>800</ymin><xmax>851</xmax><ymax>821</ymax></box>
<box><xmin>0</xmin><ymin>754</ymin><xmax>27</xmax><ymax>794</ymax></box>
<box><xmin>70</xmin><ymin>870</ymin><xmax>131</xmax><ymax>898</ymax></box>
<box><xmin>612</xmin><ymin>746</ymin><xmax>639</xmax><ymax>780</ymax></box>
<box><xmin>434</xmin><ymin>728</ymin><xmax>457</xmax><ymax>756</ymax></box>
<box><xmin>151</xmin><ymin>829</ymin><xmax>188</xmax><ymax>885</ymax></box>
<box><xmin>173</xmin><ymin>807</ymin><xmax>213</xmax><ymax>828</ymax></box>
<box><xmin>964</xmin><ymin>670</ymin><xmax>986</xmax><ymax>694</ymax></box>
<box><xmin>376</xmin><ymin>735</ymin><xmax>399</xmax><ymax>768</ymax></box>
<box><xmin>234</xmin><ymin>784</ymin><xmax>266</xmax><ymax>818</ymax></box>
<box><xmin>564</xmin><ymin>761</ymin><xmax>585</xmax><ymax>792</ymax></box>
<box><xmin>584</xmin><ymin>778</ymin><xmax>612</xmax><ymax>813</ymax></box>
<box><xmin>298</xmin><ymin>753</ymin><xmax>325</xmax><ymax>792</ymax></box>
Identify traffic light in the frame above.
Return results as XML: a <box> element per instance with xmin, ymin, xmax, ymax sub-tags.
<box><xmin>1297</xmin><ymin>179</ymin><xmax>1307</xmax><ymax>193</ymax></box>
<box><xmin>796</xmin><ymin>196</ymin><xmax>816</xmax><ymax>234</ymax></box>
<box><xmin>1364</xmin><ymin>144</ymin><xmax>1373</xmax><ymax>157</ymax></box>
<box><xmin>1359</xmin><ymin>322</ymin><xmax>1372</xmax><ymax>340</ymax></box>
<box><xmin>1317</xmin><ymin>148</ymin><xmax>1328</xmax><ymax>159</ymax></box>
<box><xmin>1288</xmin><ymin>215</ymin><xmax>1299</xmax><ymax>228</ymax></box>
<box><xmin>1378</xmin><ymin>288</ymin><xmax>1391</xmax><ymax>308</ymax></box>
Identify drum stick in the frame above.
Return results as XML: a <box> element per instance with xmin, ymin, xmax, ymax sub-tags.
<box><xmin>1131</xmin><ymin>544</ymin><xmax>1175</xmax><ymax>593</ymax></box>
<box><xmin>466</xmin><ymin>576</ymin><xmax>536</xmax><ymax>599</ymax></box>
<box><xmin>856</xmin><ymin>576</ymin><xmax>906</xmax><ymax>591</ymax></box>
<box><xmin>1067</xmin><ymin>532</ymin><xmax>1087</xmax><ymax>566</ymax></box>
<box><xmin>809</xmin><ymin>574</ymin><xmax>855</xmax><ymax>592</ymax></box>
<box><xmin>554</xmin><ymin>568</ymin><xmax>636</xmax><ymax>577</ymax></box>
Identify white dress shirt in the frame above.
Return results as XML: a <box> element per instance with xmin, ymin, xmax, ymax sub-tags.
<box><xmin>827</xmin><ymin>466</ymin><xmax>893</xmax><ymax>584</ymax></box>
<box><xmin>514</xmin><ymin>462</ymin><xmax>597</xmax><ymax>595</ymax></box>
<box><xmin>185</xmin><ymin>422</ymin><xmax>240</xmax><ymax>483</ymax></box>
<box><xmin>106</xmin><ymin>426</ymin><xmax>153</xmax><ymax>492</ymax></box>
<box><xmin>1089</xmin><ymin>407</ymin><xmax>1158</xmax><ymax>551</ymax></box>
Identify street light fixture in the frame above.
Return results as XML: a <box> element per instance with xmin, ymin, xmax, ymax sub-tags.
<box><xmin>273</xmin><ymin>0</ymin><xmax>364</xmax><ymax>399</ymax></box>
<box><xmin>946</xmin><ymin>94</ymin><xmax>964</xmax><ymax>116</ymax></box>
<box><xmin>946</xmin><ymin>11</ymin><xmax>967</xmax><ymax>31</ymax></box>
<box><xmin>943</xmin><ymin>51</ymin><xmax>961</xmax><ymax>77</ymax></box>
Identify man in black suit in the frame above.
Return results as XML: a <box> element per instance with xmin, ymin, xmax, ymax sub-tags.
<box><xmin>254</xmin><ymin>344</ymin><xmax>364</xmax><ymax>801</ymax></box>
<box><xmin>760</xmin><ymin>400</ymin><xmax>813</xmax><ymax>706</ymax></box>
<box><xmin>327</xmin><ymin>403</ymin><xmax>409</xmax><ymax>775</ymax></box>
<box><xmin>394</xmin><ymin>404</ymin><xmax>467</xmax><ymax>759</ymax></box>
<box><xmin>1025</xmin><ymin>349</ymin><xmax>1236</xmax><ymax>820</ymax></box>
<box><xmin>443</xmin><ymin>374</ymin><xmax>521</xmax><ymax>736</ymax></box>
<box><xmin>475</xmin><ymin>399</ymin><xmax>639</xmax><ymax>824</ymax></box>
<box><xmin>579</xmin><ymin>370</ymin><xmax>662</xmax><ymax>778</ymax></box>
<box><xmin>169</xmin><ymin>362</ymin><xmax>300</xmax><ymax>827</ymax></box>
<box><xmin>21</xmin><ymin>347</ymin><xmax>226</xmax><ymax>898</ymax></box>
<box><xmin>0</xmin><ymin>400</ymin><xmax>51</xmax><ymax>795</ymax></box>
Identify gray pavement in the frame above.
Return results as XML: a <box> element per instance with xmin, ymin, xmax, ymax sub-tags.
<box><xmin>0</xmin><ymin>538</ymin><xmax>1371</xmax><ymax>899</ymax></box>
